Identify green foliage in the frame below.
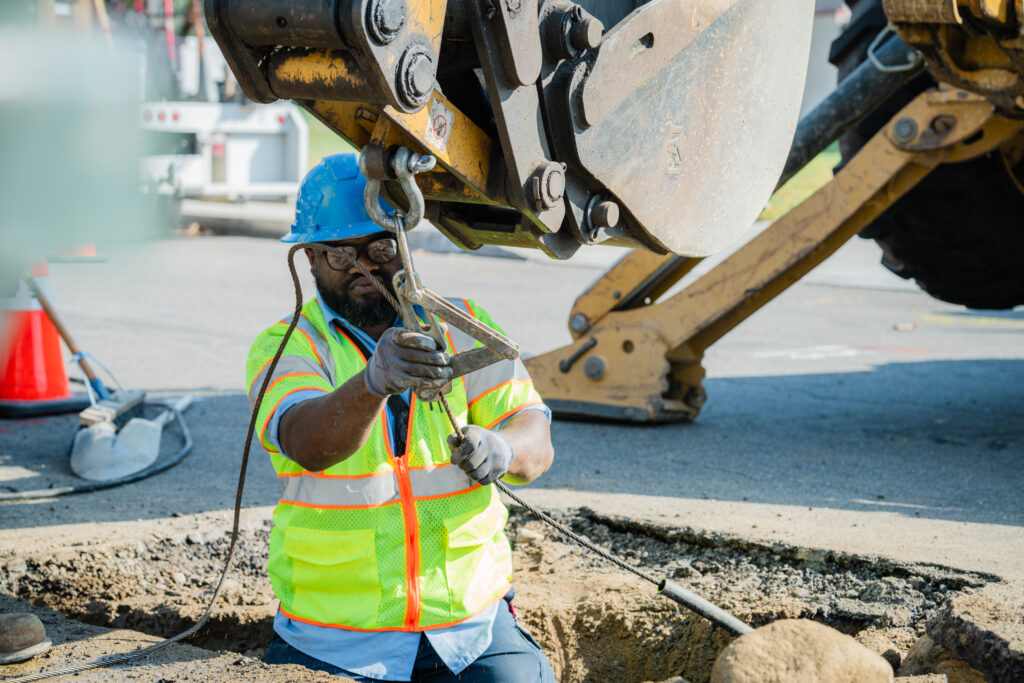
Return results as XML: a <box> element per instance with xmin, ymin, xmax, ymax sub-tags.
<box><xmin>304</xmin><ymin>109</ymin><xmax>357</xmax><ymax>171</ymax></box>
<box><xmin>759</xmin><ymin>142</ymin><xmax>841</xmax><ymax>222</ymax></box>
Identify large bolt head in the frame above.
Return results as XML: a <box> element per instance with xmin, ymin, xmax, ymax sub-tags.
<box><xmin>368</xmin><ymin>0</ymin><xmax>405</xmax><ymax>43</ymax></box>
<box><xmin>531</xmin><ymin>161</ymin><xmax>566</xmax><ymax>210</ymax></box>
<box><xmin>892</xmin><ymin>117</ymin><xmax>918</xmax><ymax>144</ymax></box>
<box><xmin>591</xmin><ymin>200</ymin><xmax>619</xmax><ymax>228</ymax></box>
<box><xmin>545</xmin><ymin>167</ymin><xmax>565</xmax><ymax>201</ymax></box>
<box><xmin>410</xmin><ymin>58</ymin><xmax>434</xmax><ymax>96</ymax></box>
<box><xmin>570</xmin><ymin>15</ymin><xmax>604</xmax><ymax>52</ymax></box>
<box><xmin>570</xmin><ymin>313</ymin><xmax>589</xmax><ymax>333</ymax></box>
<box><xmin>397</xmin><ymin>47</ymin><xmax>434</xmax><ymax>109</ymax></box>
<box><xmin>583</xmin><ymin>355</ymin><xmax>606</xmax><ymax>380</ymax></box>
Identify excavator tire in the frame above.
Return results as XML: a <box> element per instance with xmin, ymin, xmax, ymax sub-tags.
<box><xmin>830</xmin><ymin>0</ymin><xmax>1024</xmax><ymax>310</ymax></box>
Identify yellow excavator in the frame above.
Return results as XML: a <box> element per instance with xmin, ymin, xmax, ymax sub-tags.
<box><xmin>206</xmin><ymin>0</ymin><xmax>1024</xmax><ymax>422</ymax></box>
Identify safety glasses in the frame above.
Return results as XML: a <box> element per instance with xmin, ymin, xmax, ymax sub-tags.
<box><xmin>323</xmin><ymin>238</ymin><xmax>398</xmax><ymax>270</ymax></box>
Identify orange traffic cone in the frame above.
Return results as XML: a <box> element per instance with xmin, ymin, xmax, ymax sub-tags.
<box><xmin>0</xmin><ymin>261</ymin><xmax>89</xmax><ymax>417</ymax></box>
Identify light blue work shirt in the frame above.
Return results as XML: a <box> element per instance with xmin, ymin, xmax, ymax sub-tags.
<box><xmin>266</xmin><ymin>294</ymin><xmax>549</xmax><ymax>680</ymax></box>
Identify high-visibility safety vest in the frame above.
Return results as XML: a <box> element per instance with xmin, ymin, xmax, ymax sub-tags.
<box><xmin>246</xmin><ymin>297</ymin><xmax>543</xmax><ymax>632</ymax></box>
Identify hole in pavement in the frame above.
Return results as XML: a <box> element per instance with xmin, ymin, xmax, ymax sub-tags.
<box><xmin>0</xmin><ymin>508</ymin><xmax>992</xmax><ymax>683</ymax></box>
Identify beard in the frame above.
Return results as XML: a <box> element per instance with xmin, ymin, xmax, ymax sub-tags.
<box><xmin>315</xmin><ymin>271</ymin><xmax>397</xmax><ymax>330</ymax></box>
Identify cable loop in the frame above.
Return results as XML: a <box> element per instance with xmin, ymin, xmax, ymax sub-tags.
<box><xmin>868</xmin><ymin>25</ymin><xmax>923</xmax><ymax>73</ymax></box>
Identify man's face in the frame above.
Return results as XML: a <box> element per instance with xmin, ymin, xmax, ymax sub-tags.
<box><xmin>306</xmin><ymin>232</ymin><xmax>401</xmax><ymax>330</ymax></box>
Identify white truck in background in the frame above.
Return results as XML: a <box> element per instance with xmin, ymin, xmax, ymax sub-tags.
<box><xmin>139</xmin><ymin>34</ymin><xmax>307</xmax><ymax>207</ymax></box>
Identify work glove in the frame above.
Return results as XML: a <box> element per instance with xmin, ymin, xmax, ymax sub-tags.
<box><xmin>447</xmin><ymin>425</ymin><xmax>516</xmax><ymax>486</ymax></box>
<box><xmin>364</xmin><ymin>328</ymin><xmax>453</xmax><ymax>398</ymax></box>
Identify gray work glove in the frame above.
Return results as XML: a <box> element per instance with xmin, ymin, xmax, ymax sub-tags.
<box><xmin>447</xmin><ymin>425</ymin><xmax>516</xmax><ymax>486</ymax></box>
<box><xmin>364</xmin><ymin>328</ymin><xmax>453</xmax><ymax>398</ymax></box>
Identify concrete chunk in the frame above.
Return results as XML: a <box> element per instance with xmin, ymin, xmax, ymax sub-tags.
<box><xmin>710</xmin><ymin>619</ymin><xmax>894</xmax><ymax>683</ymax></box>
<box><xmin>898</xmin><ymin>634</ymin><xmax>984</xmax><ymax>683</ymax></box>
<box><xmin>927</xmin><ymin>581</ymin><xmax>1024</xmax><ymax>683</ymax></box>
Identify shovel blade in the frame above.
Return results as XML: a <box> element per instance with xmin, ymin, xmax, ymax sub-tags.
<box><xmin>69</xmin><ymin>418</ymin><xmax>161</xmax><ymax>482</ymax></box>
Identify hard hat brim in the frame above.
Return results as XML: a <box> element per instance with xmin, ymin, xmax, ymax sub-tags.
<box><xmin>280</xmin><ymin>220</ymin><xmax>392</xmax><ymax>244</ymax></box>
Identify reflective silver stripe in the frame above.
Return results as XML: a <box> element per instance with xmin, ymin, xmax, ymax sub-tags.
<box><xmin>409</xmin><ymin>465</ymin><xmax>475</xmax><ymax>498</ymax></box>
<box><xmin>443</xmin><ymin>299</ymin><xmax>532</xmax><ymax>405</ymax></box>
<box><xmin>279</xmin><ymin>474</ymin><xmax>400</xmax><ymax>507</ymax></box>
<box><xmin>282</xmin><ymin>315</ymin><xmax>335</xmax><ymax>385</ymax></box>
<box><xmin>278</xmin><ymin>466</ymin><xmax>475</xmax><ymax>507</ymax></box>
<box><xmin>248</xmin><ymin>355</ymin><xmax>330</xmax><ymax>407</ymax></box>
<box><xmin>465</xmin><ymin>358</ymin><xmax>531</xmax><ymax>405</ymax></box>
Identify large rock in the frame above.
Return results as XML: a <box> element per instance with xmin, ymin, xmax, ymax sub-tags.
<box><xmin>926</xmin><ymin>581</ymin><xmax>1024</xmax><ymax>683</ymax></box>
<box><xmin>710</xmin><ymin>619</ymin><xmax>894</xmax><ymax>683</ymax></box>
<box><xmin>898</xmin><ymin>634</ymin><xmax>985</xmax><ymax>683</ymax></box>
<box><xmin>855</xmin><ymin>628</ymin><xmax>902</xmax><ymax>672</ymax></box>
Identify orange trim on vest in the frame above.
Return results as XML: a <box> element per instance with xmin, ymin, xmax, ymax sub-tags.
<box><xmin>264</xmin><ymin>372</ymin><xmax>325</xmax><ymax>397</ymax></box>
<box><xmin>484</xmin><ymin>400</ymin><xmax>544</xmax><ymax>430</ymax></box>
<box><xmin>274</xmin><ymin>477</ymin><xmax>479</xmax><ymax>506</ymax></box>
<box><xmin>277</xmin><ymin>498</ymin><xmax>401</xmax><ymax>511</ymax></box>
<box><xmin>467</xmin><ymin>378</ymin><xmax>534</xmax><ymax>408</ymax></box>
<box><xmin>394</xmin><ymin>393</ymin><xmax>421</xmax><ymax>629</ymax></box>
<box><xmin>277</xmin><ymin>469</ymin><xmax>392</xmax><ymax>480</ymax></box>
<box><xmin>278</xmin><ymin>584</ymin><xmax>511</xmax><ymax>632</ymax></box>
<box><xmin>260</xmin><ymin>383</ymin><xmax>331</xmax><ymax>453</ymax></box>
<box><xmin>414</xmin><ymin>484</ymin><xmax>482</xmax><ymax>502</ymax></box>
<box><xmin>332</xmin><ymin>322</ymin><xmax>367</xmax><ymax>363</ymax></box>
<box><xmin>248</xmin><ymin>357</ymin><xmax>274</xmax><ymax>395</ymax></box>
<box><xmin>275</xmin><ymin>319</ymin><xmax>326</xmax><ymax>370</ymax></box>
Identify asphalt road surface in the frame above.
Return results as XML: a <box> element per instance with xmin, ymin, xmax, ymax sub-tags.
<box><xmin>2</xmin><ymin>232</ymin><xmax>1021</xmax><ymax>578</ymax></box>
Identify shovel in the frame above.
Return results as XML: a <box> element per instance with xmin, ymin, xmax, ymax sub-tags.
<box><xmin>70</xmin><ymin>395</ymin><xmax>193</xmax><ymax>482</ymax></box>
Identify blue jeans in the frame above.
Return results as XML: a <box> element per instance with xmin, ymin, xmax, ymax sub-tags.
<box><xmin>264</xmin><ymin>598</ymin><xmax>556</xmax><ymax>682</ymax></box>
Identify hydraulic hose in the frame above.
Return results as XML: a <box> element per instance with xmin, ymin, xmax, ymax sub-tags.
<box><xmin>0</xmin><ymin>402</ymin><xmax>193</xmax><ymax>502</ymax></box>
<box><xmin>778</xmin><ymin>31</ymin><xmax>924</xmax><ymax>188</ymax></box>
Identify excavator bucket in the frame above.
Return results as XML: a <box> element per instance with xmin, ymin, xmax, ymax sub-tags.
<box><xmin>563</xmin><ymin>0</ymin><xmax>814</xmax><ymax>256</ymax></box>
<box><xmin>207</xmin><ymin>0</ymin><xmax>814</xmax><ymax>258</ymax></box>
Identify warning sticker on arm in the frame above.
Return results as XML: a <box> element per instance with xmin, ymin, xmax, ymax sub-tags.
<box><xmin>424</xmin><ymin>99</ymin><xmax>454</xmax><ymax>154</ymax></box>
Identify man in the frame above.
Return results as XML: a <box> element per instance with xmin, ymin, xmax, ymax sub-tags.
<box><xmin>246</xmin><ymin>153</ymin><xmax>557</xmax><ymax>682</ymax></box>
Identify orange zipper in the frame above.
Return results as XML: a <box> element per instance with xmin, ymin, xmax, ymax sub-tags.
<box><xmin>393</xmin><ymin>399</ymin><xmax>421</xmax><ymax>630</ymax></box>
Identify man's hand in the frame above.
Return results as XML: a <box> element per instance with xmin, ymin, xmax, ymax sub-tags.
<box><xmin>447</xmin><ymin>425</ymin><xmax>516</xmax><ymax>485</ymax></box>
<box><xmin>364</xmin><ymin>328</ymin><xmax>453</xmax><ymax>398</ymax></box>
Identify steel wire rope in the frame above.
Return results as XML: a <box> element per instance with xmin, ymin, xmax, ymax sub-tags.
<box><xmin>302</xmin><ymin>246</ymin><xmax>747</xmax><ymax>631</ymax></box>
<box><xmin>2</xmin><ymin>243</ymin><xmax>310</xmax><ymax>683</ymax></box>
<box><xmin>3</xmin><ymin>241</ymin><xmax>748</xmax><ymax>683</ymax></box>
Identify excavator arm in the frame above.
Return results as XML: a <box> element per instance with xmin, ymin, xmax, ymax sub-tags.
<box><xmin>207</xmin><ymin>0</ymin><xmax>1024</xmax><ymax>422</ymax></box>
<box><xmin>525</xmin><ymin>0</ymin><xmax>1024</xmax><ymax>421</ymax></box>
<box><xmin>205</xmin><ymin>0</ymin><xmax>814</xmax><ymax>259</ymax></box>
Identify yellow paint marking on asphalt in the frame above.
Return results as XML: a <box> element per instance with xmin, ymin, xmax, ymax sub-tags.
<box><xmin>922</xmin><ymin>313</ymin><xmax>1024</xmax><ymax>329</ymax></box>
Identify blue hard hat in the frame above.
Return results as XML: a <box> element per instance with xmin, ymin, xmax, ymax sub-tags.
<box><xmin>281</xmin><ymin>153</ymin><xmax>391</xmax><ymax>243</ymax></box>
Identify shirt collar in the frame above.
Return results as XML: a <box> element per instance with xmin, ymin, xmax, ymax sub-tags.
<box><xmin>315</xmin><ymin>292</ymin><xmax>384</xmax><ymax>353</ymax></box>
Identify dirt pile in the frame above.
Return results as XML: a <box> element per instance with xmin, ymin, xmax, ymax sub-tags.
<box><xmin>0</xmin><ymin>593</ymin><xmax>346</xmax><ymax>682</ymax></box>
<box><xmin>0</xmin><ymin>506</ymin><xmax>995</xmax><ymax>683</ymax></box>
